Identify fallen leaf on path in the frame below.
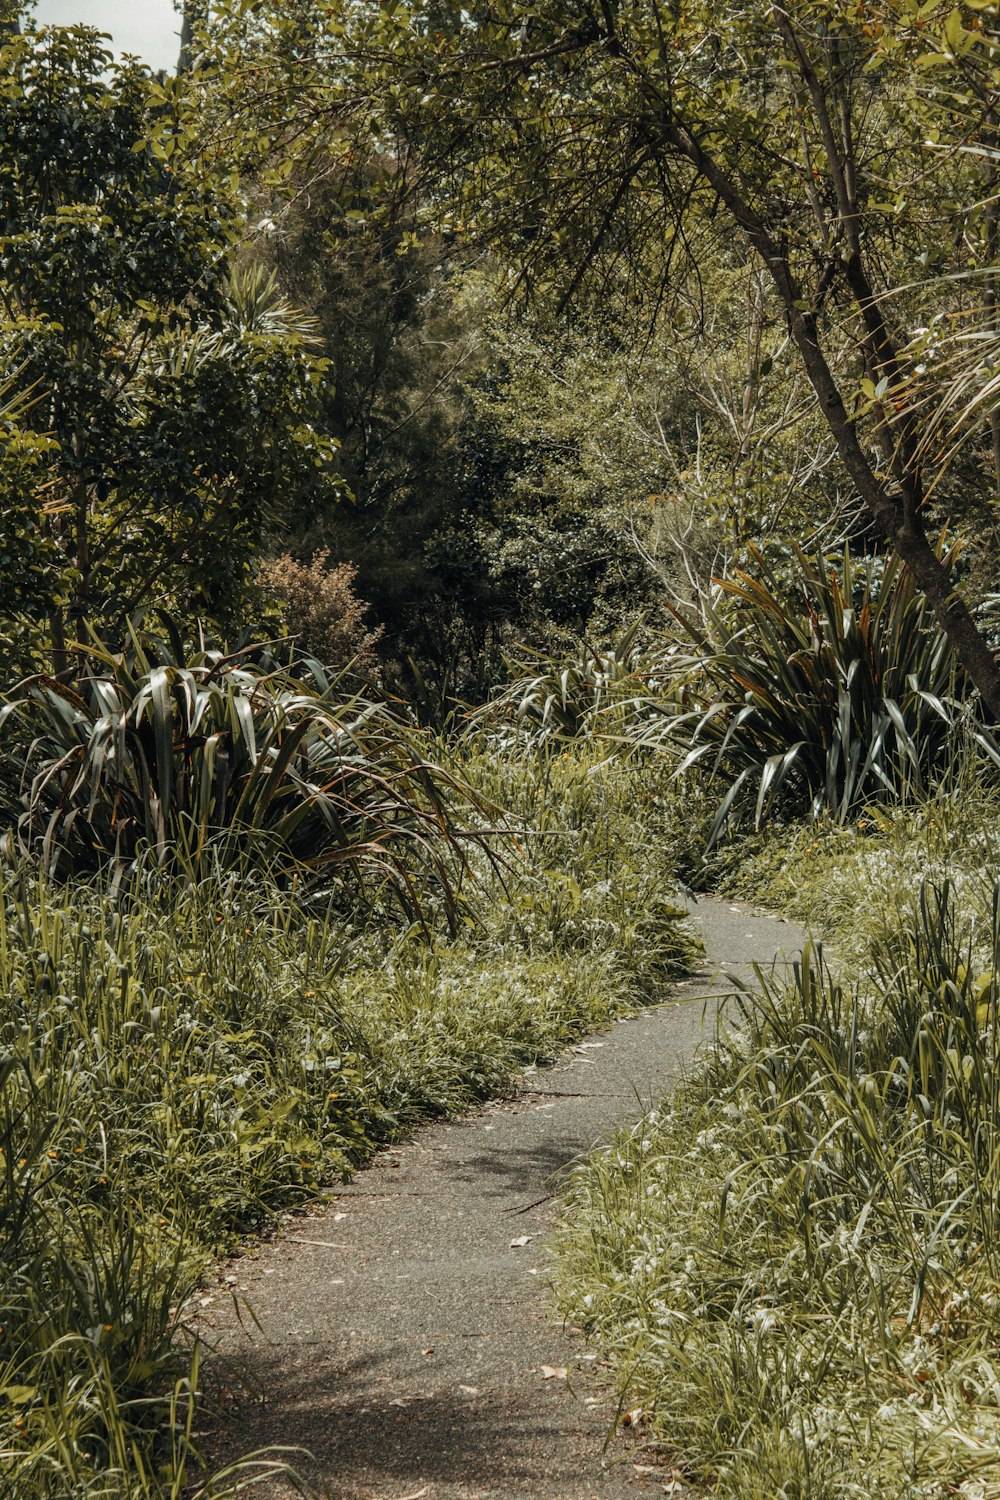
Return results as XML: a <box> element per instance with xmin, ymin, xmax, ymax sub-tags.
<box><xmin>389</xmin><ymin>1398</ymin><xmax>409</xmax><ymax>1408</ymax></box>
<box><xmin>421</xmin><ymin>1348</ymin><xmax>434</xmax><ymax>1357</ymax></box>
<box><xmin>389</xmin><ymin>1488</ymin><xmax>429</xmax><ymax>1500</ymax></box>
<box><xmin>634</xmin><ymin>1469</ymin><xmax>689</xmax><ymax>1497</ymax></box>
<box><xmin>620</xmin><ymin>1407</ymin><xmax>644</xmax><ymax>1426</ymax></box>
<box><xmin>540</xmin><ymin>1365</ymin><xmax>567</xmax><ymax>1380</ymax></box>
<box><xmin>458</xmin><ymin>1384</ymin><xmax>479</xmax><ymax>1396</ymax></box>
<box><xmin>509</xmin><ymin>1235</ymin><xmax>533</xmax><ymax>1248</ymax></box>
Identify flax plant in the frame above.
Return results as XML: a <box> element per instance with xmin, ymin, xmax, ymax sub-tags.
<box><xmin>668</xmin><ymin>541</ymin><xmax>993</xmax><ymax>844</ymax></box>
<box><xmin>478</xmin><ymin>622</ymin><xmax>680</xmax><ymax>747</ymax></box>
<box><xmin>0</xmin><ymin>621</ymin><xmax>483</xmax><ymax>927</ymax></box>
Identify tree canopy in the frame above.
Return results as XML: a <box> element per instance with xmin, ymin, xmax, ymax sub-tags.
<box><xmin>6</xmin><ymin>3</ymin><xmax>1000</xmax><ymax>708</ymax></box>
<box><xmin>0</xmin><ymin>25</ymin><xmax>339</xmax><ymax>660</ymax></box>
<box><xmin>358</xmin><ymin>0</ymin><xmax>1000</xmax><ymax>708</ymax></box>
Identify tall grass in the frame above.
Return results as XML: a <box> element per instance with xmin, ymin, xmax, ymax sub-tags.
<box><xmin>0</xmin><ymin>745</ymin><xmax>700</xmax><ymax>1498</ymax></box>
<box><xmin>457</xmin><ymin>742</ymin><xmax>704</xmax><ymax>986</ymax></box>
<box><xmin>712</xmin><ymin>747</ymin><xmax>1000</xmax><ymax>963</ymax></box>
<box><xmin>554</xmin><ymin>878</ymin><xmax>1000</xmax><ymax>1498</ymax></box>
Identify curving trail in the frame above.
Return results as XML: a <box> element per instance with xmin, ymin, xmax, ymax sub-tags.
<box><xmin>200</xmin><ymin>897</ymin><xmax>808</xmax><ymax>1500</ymax></box>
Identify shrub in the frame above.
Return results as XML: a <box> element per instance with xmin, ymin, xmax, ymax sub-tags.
<box><xmin>261</xmin><ymin>550</ymin><xmax>383</xmax><ymax>674</ymax></box>
<box><xmin>458</xmin><ymin>742</ymin><xmax>704</xmax><ymax>984</ymax></box>
<box><xmin>480</xmin><ymin>623</ymin><xmax>678</xmax><ymax>746</ymax></box>
<box><xmin>0</xmin><ymin>621</ymin><xmax>476</xmax><ymax>924</ymax></box>
<box><xmin>668</xmin><ymin>540</ymin><xmax>991</xmax><ymax>842</ymax></box>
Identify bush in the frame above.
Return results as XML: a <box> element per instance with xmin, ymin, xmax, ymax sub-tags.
<box><xmin>0</xmin><ymin>621</ymin><xmax>476</xmax><ymax>925</ymax></box>
<box><xmin>479</xmin><ymin>623</ymin><xmax>679</xmax><ymax>746</ymax></box>
<box><xmin>669</xmin><ymin>540</ymin><xmax>992</xmax><ymax>842</ymax></box>
<box><xmin>261</xmin><ymin>550</ymin><xmax>383</xmax><ymax>675</ymax></box>
<box><xmin>707</xmin><ymin>750</ymin><xmax>1000</xmax><ymax>962</ymax></box>
<box><xmin>458</xmin><ymin>742</ymin><xmax>704</xmax><ymax>985</ymax></box>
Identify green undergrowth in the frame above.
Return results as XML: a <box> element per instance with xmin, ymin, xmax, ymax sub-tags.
<box><xmin>712</xmin><ymin>774</ymin><xmax>1000</xmax><ymax>965</ymax></box>
<box><xmin>0</xmin><ymin>745</ymin><xmax>700</xmax><ymax>1499</ymax></box>
<box><xmin>458</xmin><ymin>742</ymin><xmax>720</xmax><ymax>895</ymax></box>
<box><xmin>553</xmin><ymin>860</ymin><xmax>1000</xmax><ymax>1498</ymax></box>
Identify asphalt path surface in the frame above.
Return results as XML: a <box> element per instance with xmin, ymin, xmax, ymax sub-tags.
<box><xmin>199</xmin><ymin>895</ymin><xmax>809</xmax><ymax>1500</ymax></box>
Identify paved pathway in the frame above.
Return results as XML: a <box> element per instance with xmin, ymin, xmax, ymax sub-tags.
<box><xmin>200</xmin><ymin>897</ymin><xmax>808</xmax><ymax>1500</ymax></box>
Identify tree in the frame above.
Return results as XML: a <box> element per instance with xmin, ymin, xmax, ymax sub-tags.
<box><xmin>248</xmin><ymin>154</ymin><xmax>494</xmax><ymax>689</ymax></box>
<box><xmin>178</xmin><ymin>0</ymin><xmax>207</xmax><ymax>73</ymax></box>
<box><xmin>464</xmin><ymin>281</ymin><xmax>847</xmax><ymax>613</ymax></box>
<box><xmin>0</xmin><ymin>25</ymin><xmax>339</xmax><ymax>664</ymax></box>
<box><xmin>332</xmin><ymin>0</ymin><xmax>1000</xmax><ymax>713</ymax></box>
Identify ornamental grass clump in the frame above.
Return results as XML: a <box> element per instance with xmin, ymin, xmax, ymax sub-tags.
<box><xmin>480</xmin><ymin>622</ymin><xmax>679</xmax><ymax>747</ymax></box>
<box><xmin>0</xmin><ymin>620</ymin><xmax>481</xmax><ymax>926</ymax></box>
<box><xmin>669</xmin><ymin>539</ymin><xmax>996</xmax><ymax>843</ymax></box>
<box><xmin>554</xmin><ymin>878</ymin><xmax>1000</xmax><ymax>1499</ymax></box>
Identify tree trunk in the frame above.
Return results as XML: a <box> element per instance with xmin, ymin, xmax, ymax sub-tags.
<box><xmin>49</xmin><ymin>608</ymin><xmax>68</xmax><ymax>681</ymax></box>
<box><xmin>178</xmin><ymin>2</ymin><xmax>206</xmax><ymax>74</ymax></box>
<box><xmin>659</xmin><ymin>120</ymin><xmax>1000</xmax><ymax>720</ymax></box>
<box><xmin>775</xmin><ymin>275</ymin><xmax>1000</xmax><ymax>721</ymax></box>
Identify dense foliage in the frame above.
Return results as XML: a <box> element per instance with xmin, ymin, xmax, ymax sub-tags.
<box><xmin>0</xmin><ymin>29</ymin><xmax>337</xmax><ymax>657</ymax></box>
<box><xmin>206</xmin><ymin>0</ymin><xmax>1000</xmax><ymax>704</ymax></box>
<box><xmin>670</xmin><ymin>541</ymin><xmax>983</xmax><ymax>839</ymax></box>
<box><xmin>4</xmin><ymin>3</ymin><xmax>1000</xmax><ymax>1497</ymax></box>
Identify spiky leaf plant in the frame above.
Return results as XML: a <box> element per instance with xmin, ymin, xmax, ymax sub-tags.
<box><xmin>481</xmin><ymin>622</ymin><xmax>676</xmax><ymax>746</ymax></box>
<box><xmin>668</xmin><ymin>540</ymin><xmax>992</xmax><ymax>842</ymax></box>
<box><xmin>0</xmin><ymin>621</ymin><xmax>480</xmax><ymax>923</ymax></box>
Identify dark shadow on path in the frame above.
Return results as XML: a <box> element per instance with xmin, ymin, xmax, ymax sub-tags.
<box><xmin>430</xmin><ymin>1138</ymin><xmax>587</xmax><ymax>1196</ymax></box>
<box><xmin>203</xmin><ymin>1343</ymin><xmax>651</xmax><ymax>1500</ymax></box>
